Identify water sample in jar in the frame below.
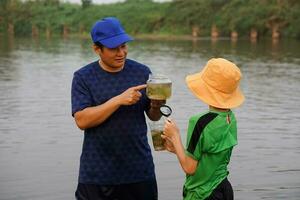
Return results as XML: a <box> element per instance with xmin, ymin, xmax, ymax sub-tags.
<box><xmin>146</xmin><ymin>74</ymin><xmax>172</xmax><ymax>100</ymax></box>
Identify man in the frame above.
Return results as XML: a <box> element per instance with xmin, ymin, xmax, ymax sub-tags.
<box><xmin>71</xmin><ymin>17</ymin><xmax>163</xmax><ymax>200</ymax></box>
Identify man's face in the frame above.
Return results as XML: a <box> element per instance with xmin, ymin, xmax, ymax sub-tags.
<box><xmin>97</xmin><ymin>43</ymin><xmax>128</xmax><ymax>71</ymax></box>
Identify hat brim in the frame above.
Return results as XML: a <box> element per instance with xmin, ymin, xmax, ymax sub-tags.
<box><xmin>186</xmin><ymin>71</ymin><xmax>245</xmax><ymax>109</ymax></box>
<box><xmin>100</xmin><ymin>33</ymin><xmax>133</xmax><ymax>48</ymax></box>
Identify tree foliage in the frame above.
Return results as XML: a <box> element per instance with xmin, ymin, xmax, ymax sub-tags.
<box><xmin>0</xmin><ymin>0</ymin><xmax>299</xmax><ymax>39</ymax></box>
<box><xmin>81</xmin><ymin>0</ymin><xmax>92</xmax><ymax>9</ymax></box>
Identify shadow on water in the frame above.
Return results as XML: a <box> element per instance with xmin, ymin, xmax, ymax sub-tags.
<box><xmin>0</xmin><ymin>35</ymin><xmax>300</xmax><ymax>200</ymax></box>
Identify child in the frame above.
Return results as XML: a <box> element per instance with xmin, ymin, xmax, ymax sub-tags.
<box><xmin>162</xmin><ymin>58</ymin><xmax>245</xmax><ymax>200</ymax></box>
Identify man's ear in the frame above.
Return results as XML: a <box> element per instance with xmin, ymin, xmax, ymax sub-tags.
<box><xmin>93</xmin><ymin>44</ymin><xmax>101</xmax><ymax>54</ymax></box>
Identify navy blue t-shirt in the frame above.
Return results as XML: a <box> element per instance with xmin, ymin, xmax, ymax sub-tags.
<box><xmin>71</xmin><ymin>59</ymin><xmax>155</xmax><ymax>185</ymax></box>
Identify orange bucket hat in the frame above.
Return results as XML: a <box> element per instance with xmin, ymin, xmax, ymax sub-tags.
<box><xmin>186</xmin><ymin>58</ymin><xmax>245</xmax><ymax>109</ymax></box>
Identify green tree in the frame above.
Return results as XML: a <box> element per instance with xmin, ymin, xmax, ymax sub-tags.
<box><xmin>81</xmin><ymin>0</ymin><xmax>92</xmax><ymax>9</ymax></box>
<box><xmin>165</xmin><ymin>0</ymin><xmax>209</xmax><ymax>35</ymax></box>
<box><xmin>165</xmin><ymin>0</ymin><xmax>228</xmax><ymax>36</ymax></box>
<box><xmin>284</xmin><ymin>1</ymin><xmax>300</xmax><ymax>38</ymax></box>
<box><xmin>0</xmin><ymin>0</ymin><xmax>31</xmax><ymax>35</ymax></box>
<box><xmin>126</xmin><ymin>0</ymin><xmax>152</xmax><ymax>2</ymax></box>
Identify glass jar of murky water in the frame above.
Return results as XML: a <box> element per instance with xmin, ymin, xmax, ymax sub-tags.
<box><xmin>146</xmin><ymin>74</ymin><xmax>172</xmax><ymax>100</ymax></box>
<box><xmin>149</xmin><ymin>118</ymin><xmax>165</xmax><ymax>151</ymax></box>
<box><xmin>148</xmin><ymin>104</ymin><xmax>172</xmax><ymax>151</ymax></box>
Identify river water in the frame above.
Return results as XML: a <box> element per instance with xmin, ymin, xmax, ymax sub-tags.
<box><xmin>0</xmin><ymin>35</ymin><xmax>299</xmax><ymax>200</ymax></box>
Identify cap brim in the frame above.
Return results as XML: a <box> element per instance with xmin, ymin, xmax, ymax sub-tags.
<box><xmin>100</xmin><ymin>33</ymin><xmax>133</xmax><ymax>48</ymax></box>
<box><xmin>186</xmin><ymin>72</ymin><xmax>245</xmax><ymax>109</ymax></box>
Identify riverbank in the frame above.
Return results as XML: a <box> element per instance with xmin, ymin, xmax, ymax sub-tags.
<box><xmin>2</xmin><ymin>31</ymin><xmax>293</xmax><ymax>44</ymax></box>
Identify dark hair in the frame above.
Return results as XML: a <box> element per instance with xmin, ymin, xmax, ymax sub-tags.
<box><xmin>94</xmin><ymin>41</ymin><xmax>104</xmax><ymax>50</ymax></box>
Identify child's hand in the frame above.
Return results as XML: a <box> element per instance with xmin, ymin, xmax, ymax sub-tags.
<box><xmin>162</xmin><ymin>136</ymin><xmax>175</xmax><ymax>153</ymax></box>
<box><xmin>163</xmin><ymin>118</ymin><xmax>179</xmax><ymax>138</ymax></box>
<box><xmin>162</xmin><ymin>119</ymin><xmax>181</xmax><ymax>154</ymax></box>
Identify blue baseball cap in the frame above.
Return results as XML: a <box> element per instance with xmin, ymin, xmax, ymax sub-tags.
<box><xmin>91</xmin><ymin>17</ymin><xmax>133</xmax><ymax>48</ymax></box>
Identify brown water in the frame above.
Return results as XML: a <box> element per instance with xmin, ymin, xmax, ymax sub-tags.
<box><xmin>0</xmin><ymin>35</ymin><xmax>299</xmax><ymax>200</ymax></box>
<box><xmin>151</xmin><ymin>130</ymin><xmax>166</xmax><ymax>151</ymax></box>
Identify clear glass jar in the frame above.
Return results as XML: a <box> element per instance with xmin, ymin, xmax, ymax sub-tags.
<box><xmin>146</xmin><ymin>74</ymin><xmax>172</xmax><ymax>100</ymax></box>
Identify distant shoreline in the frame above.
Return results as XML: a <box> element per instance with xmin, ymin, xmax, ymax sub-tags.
<box><xmin>0</xmin><ymin>32</ymin><xmax>296</xmax><ymax>43</ymax></box>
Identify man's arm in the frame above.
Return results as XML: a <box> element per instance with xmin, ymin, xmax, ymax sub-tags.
<box><xmin>74</xmin><ymin>84</ymin><xmax>147</xmax><ymax>130</ymax></box>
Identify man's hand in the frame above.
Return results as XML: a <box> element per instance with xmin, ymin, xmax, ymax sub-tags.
<box><xmin>146</xmin><ymin>99</ymin><xmax>166</xmax><ymax>121</ymax></box>
<box><xmin>150</xmin><ymin>99</ymin><xmax>166</xmax><ymax>109</ymax></box>
<box><xmin>116</xmin><ymin>84</ymin><xmax>147</xmax><ymax>105</ymax></box>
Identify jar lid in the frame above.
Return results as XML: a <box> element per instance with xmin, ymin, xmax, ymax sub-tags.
<box><xmin>147</xmin><ymin>74</ymin><xmax>171</xmax><ymax>84</ymax></box>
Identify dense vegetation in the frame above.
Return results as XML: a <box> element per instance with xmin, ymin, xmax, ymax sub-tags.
<box><xmin>0</xmin><ymin>0</ymin><xmax>299</xmax><ymax>39</ymax></box>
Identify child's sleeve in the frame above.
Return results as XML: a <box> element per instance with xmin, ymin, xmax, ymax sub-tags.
<box><xmin>185</xmin><ymin>112</ymin><xmax>218</xmax><ymax>160</ymax></box>
<box><xmin>185</xmin><ymin>117</ymin><xmax>203</xmax><ymax>161</ymax></box>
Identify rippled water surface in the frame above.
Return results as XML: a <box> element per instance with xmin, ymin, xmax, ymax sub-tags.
<box><xmin>0</xmin><ymin>35</ymin><xmax>300</xmax><ymax>200</ymax></box>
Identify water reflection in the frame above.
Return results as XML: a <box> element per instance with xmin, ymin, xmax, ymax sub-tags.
<box><xmin>0</xmin><ymin>35</ymin><xmax>299</xmax><ymax>200</ymax></box>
